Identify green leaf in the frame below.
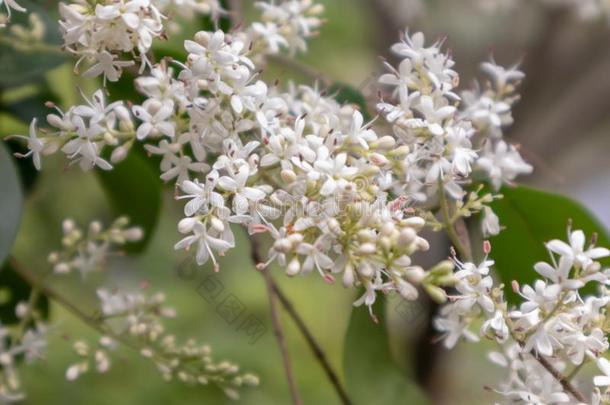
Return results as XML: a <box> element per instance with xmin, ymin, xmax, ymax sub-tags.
<box><xmin>343</xmin><ymin>297</ymin><xmax>429</xmax><ymax>405</ymax></box>
<box><xmin>487</xmin><ymin>185</ymin><xmax>610</xmax><ymax>303</ymax></box>
<box><xmin>1</xmin><ymin>84</ymin><xmax>60</xmax><ymax>123</ymax></box>
<box><xmin>96</xmin><ymin>146</ymin><xmax>162</xmax><ymax>253</ymax></box>
<box><xmin>0</xmin><ymin>262</ymin><xmax>49</xmax><ymax>325</ymax></box>
<box><xmin>328</xmin><ymin>83</ymin><xmax>370</xmax><ymax>120</ymax></box>
<box><xmin>0</xmin><ymin>0</ymin><xmax>65</xmax><ymax>88</ymax></box>
<box><xmin>0</xmin><ymin>143</ymin><xmax>23</xmax><ymax>266</ymax></box>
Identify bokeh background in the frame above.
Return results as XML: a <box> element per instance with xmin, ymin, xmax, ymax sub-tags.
<box><xmin>2</xmin><ymin>0</ymin><xmax>609</xmax><ymax>403</ymax></box>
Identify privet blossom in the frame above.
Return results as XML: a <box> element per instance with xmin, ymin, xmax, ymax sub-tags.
<box><xmin>14</xmin><ymin>6</ymin><xmax>532</xmax><ymax>316</ymax></box>
<box><xmin>0</xmin><ymin>219</ymin><xmax>257</xmax><ymax>402</ymax></box>
<box><xmin>7</xmin><ymin>0</ymin><xmax>608</xmax><ymax>403</ymax></box>
<box><xmin>435</xmin><ymin>230</ymin><xmax>610</xmax><ymax>403</ymax></box>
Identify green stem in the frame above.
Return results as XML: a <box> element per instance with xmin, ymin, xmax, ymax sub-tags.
<box><xmin>438</xmin><ymin>180</ymin><xmax>472</xmax><ymax>262</ymax></box>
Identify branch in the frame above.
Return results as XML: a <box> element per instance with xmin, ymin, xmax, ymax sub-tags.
<box><xmin>248</xmin><ymin>235</ymin><xmax>352</xmax><ymax>405</ymax></box>
<box><xmin>526</xmin><ymin>345</ymin><xmax>586</xmax><ymax>403</ymax></box>
<box><xmin>261</xmin><ymin>264</ymin><xmax>302</xmax><ymax>405</ymax></box>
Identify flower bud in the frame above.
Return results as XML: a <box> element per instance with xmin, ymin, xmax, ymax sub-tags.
<box><xmin>287</xmin><ymin>258</ymin><xmax>301</xmax><ymax>276</ymax></box>
<box><xmin>178</xmin><ymin>218</ymin><xmax>198</xmax><ymax>233</ymax></box>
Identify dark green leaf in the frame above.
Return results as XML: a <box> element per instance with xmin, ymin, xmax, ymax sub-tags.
<box><xmin>0</xmin><ymin>262</ymin><xmax>49</xmax><ymax>325</ymax></box>
<box><xmin>96</xmin><ymin>146</ymin><xmax>162</xmax><ymax>253</ymax></box>
<box><xmin>0</xmin><ymin>0</ymin><xmax>66</xmax><ymax>88</ymax></box>
<box><xmin>487</xmin><ymin>185</ymin><xmax>610</xmax><ymax>303</ymax></box>
<box><xmin>328</xmin><ymin>83</ymin><xmax>370</xmax><ymax>120</ymax></box>
<box><xmin>0</xmin><ymin>143</ymin><xmax>23</xmax><ymax>266</ymax></box>
<box><xmin>1</xmin><ymin>83</ymin><xmax>59</xmax><ymax>123</ymax></box>
<box><xmin>343</xmin><ymin>296</ymin><xmax>429</xmax><ymax>405</ymax></box>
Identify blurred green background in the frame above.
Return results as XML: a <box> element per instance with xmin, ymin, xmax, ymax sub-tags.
<box><xmin>2</xmin><ymin>0</ymin><xmax>610</xmax><ymax>403</ymax></box>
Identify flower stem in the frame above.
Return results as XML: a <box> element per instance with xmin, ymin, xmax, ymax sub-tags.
<box><xmin>248</xmin><ymin>235</ymin><xmax>352</xmax><ymax>405</ymax></box>
<box><xmin>261</xmin><ymin>266</ymin><xmax>302</xmax><ymax>405</ymax></box>
<box><xmin>438</xmin><ymin>180</ymin><xmax>472</xmax><ymax>262</ymax></box>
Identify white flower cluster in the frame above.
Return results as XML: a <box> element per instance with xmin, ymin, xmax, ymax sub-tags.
<box><xmin>15</xmin><ymin>6</ymin><xmax>536</xmax><ymax>315</ymax></box>
<box><xmin>71</xmin><ymin>287</ymin><xmax>259</xmax><ymax>398</ymax></box>
<box><xmin>0</xmin><ymin>309</ymin><xmax>48</xmax><ymax>402</ymax></box>
<box><xmin>47</xmin><ymin>217</ymin><xmax>143</xmax><ymax>276</ymax></box>
<box><xmin>377</xmin><ymin>31</ymin><xmax>532</xmax><ymax>200</ymax></box>
<box><xmin>58</xmin><ymin>0</ymin><xmax>225</xmax><ymax>83</ymax></box>
<box><xmin>65</xmin><ymin>336</ymin><xmax>116</xmax><ymax>381</ymax></box>
<box><xmin>12</xmin><ymin>90</ymin><xmax>137</xmax><ymax>171</ymax></box>
<box><xmin>435</xmin><ymin>229</ymin><xmax>610</xmax><ymax>404</ymax></box>
<box><xmin>249</xmin><ymin>0</ymin><xmax>324</xmax><ymax>55</ymax></box>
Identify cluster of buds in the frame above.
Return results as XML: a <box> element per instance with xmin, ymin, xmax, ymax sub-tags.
<box><xmin>0</xmin><ymin>308</ymin><xmax>48</xmax><ymax>402</ymax></box>
<box><xmin>65</xmin><ymin>336</ymin><xmax>116</xmax><ymax>381</ymax></box>
<box><xmin>87</xmin><ymin>287</ymin><xmax>259</xmax><ymax>398</ymax></box>
<box><xmin>47</xmin><ymin>217</ymin><xmax>143</xmax><ymax>276</ymax></box>
<box><xmin>435</xmin><ymin>229</ymin><xmax>610</xmax><ymax>403</ymax></box>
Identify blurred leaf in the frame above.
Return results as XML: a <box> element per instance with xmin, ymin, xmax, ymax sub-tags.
<box><xmin>487</xmin><ymin>185</ymin><xmax>610</xmax><ymax>303</ymax></box>
<box><xmin>328</xmin><ymin>82</ymin><xmax>370</xmax><ymax>120</ymax></box>
<box><xmin>0</xmin><ymin>261</ymin><xmax>49</xmax><ymax>325</ymax></box>
<box><xmin>0</xmin><ymin>143</ymin><xmax>23</xmax><ymax>266</ymax></box>
<box><xmin>0</xmin><ymin>0</ymin><xmax>66</xmax><ymax>88</ymax></box>
<box><xmin>343</xmin><ymin>297</ymin><xmax>429</xmax><ymax>405</ymax></box>
<box><xmin>96</xmin><ymin>147</ymin><xmax>162</xmax><ymax>253</ymax></box>
<box><xmin>1</xmin><ymin>83</ymin><xmax>59</xmax><ymax>123</ymax></box>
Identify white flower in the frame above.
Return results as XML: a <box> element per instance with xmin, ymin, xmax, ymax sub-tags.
<box><xmin>434</xmin><ymin>312</ymin><xmax>479</xmax><ymax>349</ymax></box>
<box><xmin>546</xmin><ymin>229</ymin><xmax>610</xmax><ymax>272</ymax></box>
<box><xmin>477</xmin><ymin>140</ymin><xmax>532</xmax><ymax>190</ymax></box>
<box><xmin>178</xmin><ymin>172</ymin><xmax>225</xmax><ymax>216</ymax></box>
<box><xmin>83</xmin><ymin>51</ymin><xmax>134</xmax><ymax>83</ymax></box>
<box><xmin>61</xmin><ymin>116</ymin><xmax>112</xmax><ymax>170</ymax></box>
<box><xmin>174</xmin><ymin>220</ymin><xmax>233</xmax><ymax>269</ymax></box>
<box><xmin>480</xmin><ymin>310</ymin><xmax>509</xmax><ymax>342</ymax></box>
<box><xmin>534</xmin><ymin>256</ymin><xmax>583</xmax><ymax>289</ymax></box>
<box><xmin>218</xmin><ymin>164</ymin><xmax>266</xmax><ymax>215</ymax></box>
<box><xmin>481</xmin><ymin>206</ymin><xmax>500</xmax><ymax>237</ymax></box>
<box><xmin>133</xmin><ymin>100</ymin><xmax>176</xmax><ymax>140</ymax></box>
<box><xmin>12</xmin><ymin>119</ymin><xmax>44</xmax><ymax>170</ymax></box>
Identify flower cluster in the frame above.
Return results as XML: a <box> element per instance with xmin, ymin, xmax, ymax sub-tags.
<box><xmin>435</xmin><ymin>228</ymin><xmax>610</xmax><ymax>403</ymax></box>
<box><xmin>0</xmin><ymin>310</ymin><xmax>48</xmax><ymax>403</ymax></box>
<box><xmin>47</xmin><ymin>217</ymin><xmax>143</xmax><ymax>276</ymax></box>
<box><xmin>58</xmin><ymin>0</ymin><xmax>225</xmax><ymax>83</ymax></box>
<box><xmin>377</xmin><ymin>31</ymin><xmax>531</xmax><ymax>202</ymax></box>
<box><xmin>70</xmin><ymin>287</ymin><xmax>259</xmax><ymax>398</ymax></box>
<box><xmin>14</xmin><ymin>6</ymin><xmax>537</xmax><ymax>315</ymax></box>
<box><xmin>248</xmin><ymin>0</ymin><xmax>324</xmax><ymax>55</ymax></box>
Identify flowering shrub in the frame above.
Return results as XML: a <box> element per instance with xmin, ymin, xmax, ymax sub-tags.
<box><xmin>1</xmin><ymin>0</ymin><xmax>610</xmax><ymax>404</ymax></box>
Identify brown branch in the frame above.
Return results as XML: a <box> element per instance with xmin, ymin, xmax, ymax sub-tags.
<box><xmin>261</xmin><ymin>264</ymin><xmax>302</xmax><ymax>405</ymax></box>
<box><xmin>523</xmin><ymin>343</ymin><xmax>586</xmax><ymax>403</ymax></box>
<box><xmin>249</xmin><ymin>235</ymin><xmax>352</xmax><ymax>405</ymax></box>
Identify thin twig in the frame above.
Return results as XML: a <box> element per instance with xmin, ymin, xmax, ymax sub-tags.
<box><xmin>249</xmin><ymin>235</ymin><xmax>352</xmax><ymax>405</ymax></box>
<box><xmin>251</xmin><ymin>238</ymin><xmax>301</xmax><ymax>405</ymax></box>
<box><xmin>527</xmin><ymin>346</ymin><xmax>586</xmax><ymax>403</ymax></box>
<box><xmin>262</xmin><ymin>267</ymin><xmax>302</xmax><ymax>405</ymax></box>
<box><xmin>438</xmin><ymin>180</ymin><xmax>472</xmax><ymax>262</ymax></box>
